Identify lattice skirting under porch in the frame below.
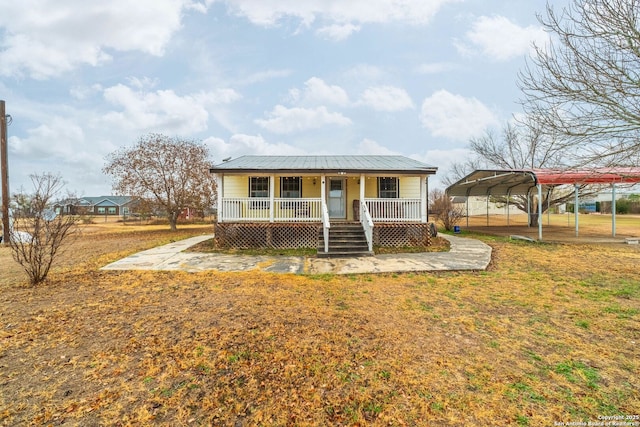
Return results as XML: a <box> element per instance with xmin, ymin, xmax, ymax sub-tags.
<box><xmin>214</xmin><ymin>223</ymin><xmax>320</xmax><ymax>249</ymax></box>
<box><xmin>373</xmin><ymin>223</ymin><xmax>431</xmax><ymax>248</ymax></box>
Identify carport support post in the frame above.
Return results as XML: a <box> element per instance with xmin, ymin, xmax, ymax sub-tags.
<box><xmin>506</xmin><ymin>190</ymin><xmax>510</xmax><ymax>226</ymax></box>
<box><xmin>574</xmin><ymin>184</ymin><xmax>579</xmax><ymax>237</ymax></box>
<box><xmin>537</xmin><ymin>184</ymin><xmax>543</xmax><ymax>241</ymax></box>
<box><xmin>527</xmin><ymin>189</ymin><xmax>531</xmax><ymax>228</ymax></box>
<box><xmin>465</xmin><ymin>196</ymin><xmax>469</xmax><ymax>228</ymax></box>
<box><xmin>612</xmin><ymin>184</ymin><xmax>616</xmax><ymax>237</ymax></box>
<box><xmin>486</xmin><ymin>195</ymin><xmax>489</xmax><ymax>226</ymax></box>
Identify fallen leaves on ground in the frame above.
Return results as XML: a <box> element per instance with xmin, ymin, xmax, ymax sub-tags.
<box><xmin>0</xmin><ymin>222</ymin><xmax>639</xmax><ymax>426</ymax></box>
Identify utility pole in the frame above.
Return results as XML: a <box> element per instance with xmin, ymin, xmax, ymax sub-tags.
<box><xmin>1</xmin><ymin>100</ymin><xmax>10</xmax><ymax>245</ymax></box>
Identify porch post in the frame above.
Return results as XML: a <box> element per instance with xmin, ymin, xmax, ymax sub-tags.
<box><xmin>215</xmin><ymin>173</ymin><xmax>223</xmax><ymax>223</ymax></box>
<box><xmin>269</xmin><ymin>175</ymin><xmax>275</xmax><ymax>223</ymax></box>
<box><xmin>321</xmin><ymin>174</ymin><xmax>326</xmax><ymax>205</ymax></box>
<box><xmin>360</xmin><ymin>174</ymin><xmax>365</xmax><ymax>221</ymax></box>
<box><xmin>421</xmin><ymin>175</ymin><xmax>428</xmax><ymax>223</ymax></box>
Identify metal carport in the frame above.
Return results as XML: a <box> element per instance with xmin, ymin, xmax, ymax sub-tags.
<box><xmin>446</xmin><ymin>168</ymin><xmax>640</xmax><ymax>240</ymax></box>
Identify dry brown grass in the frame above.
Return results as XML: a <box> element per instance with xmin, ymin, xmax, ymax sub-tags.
<box><xmin>0</xmin><ymin>218</ymin><xmax>639</xmax><ymax>426</ymax></box>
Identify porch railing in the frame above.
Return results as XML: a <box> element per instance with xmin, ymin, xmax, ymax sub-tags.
<box><xmin>364</xmin><ymin>198</ymin><xmax>422</xmax><ymax>222</ymax></box>
<box><xmin>220</xmin><ymin>198</ymin><xmax>322</xmax><ymax>222</ymax></box>
<box><xmin>360</xmin><ymin>201</ymin><xmax>374</xmax><ymax>252</ymax></box>
<box><xmin>219</xmin><ymin>197</ymin><xmax>422</xmax><ymax>223</ymax></box>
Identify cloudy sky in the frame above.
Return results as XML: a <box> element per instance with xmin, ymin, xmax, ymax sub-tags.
<box><xmin>0</xmin><ymin>0</ymin><xmax>559</xmax><ymax>196</ymax></box>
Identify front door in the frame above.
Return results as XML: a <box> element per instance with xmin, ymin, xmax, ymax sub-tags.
<box><xmin>328</xmin><ymin>177</ymin><xmax>346</xmax><ymax>219</ymax></box>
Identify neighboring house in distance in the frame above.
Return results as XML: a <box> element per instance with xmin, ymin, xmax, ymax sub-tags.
<box><xmin>209</xmin><ymin>155</ymin><xmax>438</xmax><ymax>256</ymax></box>
<box><xmin>54</xmin><ymin>196</ymin><xmax>138</xmax><ymax>217</ymax></box>
<box><xmin>451</xmin><ymin>196</ymin><xmax>526</xmax><ymax>217</ymax></box>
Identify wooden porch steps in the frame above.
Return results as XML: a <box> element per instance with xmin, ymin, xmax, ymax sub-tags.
<box><xmin>317</xmin><ymin>222</ymin><xmax>373</xmax><ymax>258</ymax></box>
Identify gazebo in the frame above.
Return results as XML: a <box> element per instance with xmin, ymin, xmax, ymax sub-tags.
<box><xmin>446</xmin><ymin>168</ymin><xmax>640</xmax><ymax>240</ymax></box>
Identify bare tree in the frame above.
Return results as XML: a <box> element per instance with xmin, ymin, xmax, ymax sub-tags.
<box><xmin>519</xmin><ymin>0</ymin><xmax>640</xmax><ymax>166</ymax></box>
<box><xmin>8</xmin><ymin>173</ymin><xmax>78</xmax><ymax>286</ymax></box>
<box><xmin>103</xmin><ymin>134</ymin><xmax>217</xmax><ymax>231</ymax></box>
<box><xmin>429</xmin><ymin>189</ymin><xmax>464</xmax><ymax>232</ymax></box>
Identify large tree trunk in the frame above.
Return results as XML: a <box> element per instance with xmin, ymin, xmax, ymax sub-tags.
<box><xmin>529</xmin><ymin>212</ymin><xmax>539</xmax><ymax>227</ymax></box>
<box><xmin>169</xmin><ymin>211</ymin><xmax>179</xmax><ymax>231</ymax></box>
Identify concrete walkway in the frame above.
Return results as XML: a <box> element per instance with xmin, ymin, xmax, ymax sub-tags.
<box><xmin>101</xmin><ymin>234</ymin><xmax>492</xmax><ymax>274</ymax></box>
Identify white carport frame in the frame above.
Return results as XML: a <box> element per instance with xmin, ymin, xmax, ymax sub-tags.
<box><xmin>446</xmin><ymin>168</ymin><xmax>640</xmax><ymax>241</ymax></box>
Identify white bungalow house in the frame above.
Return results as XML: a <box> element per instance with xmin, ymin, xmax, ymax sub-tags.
<box><xmin>209</xmin><ymin>155</ymin><xmax>438</xmax><ymax>256</ymax></box>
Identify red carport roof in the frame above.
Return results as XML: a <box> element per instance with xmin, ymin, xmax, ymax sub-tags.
<box><xmin>532</xmin><ymin>168</ymin><xmax>640</xmax><ymax>185</ymax></box>
<box><xmin>446</xmin><ymin>168</ymin><xmax>640</xmax><ymax>197</ymax></box>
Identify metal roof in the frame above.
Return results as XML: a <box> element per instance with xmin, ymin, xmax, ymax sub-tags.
<box><xmin>79</xmin><ymin>196</ymin><xmax>137</xmax><ymax>206</ymax></box>
<box><xmin>447</xmin><ymin>168</ymin><xmax>640</xmax><ymax>197</ymax></box>
<box><xmin>209</xmin><ymin>155</ymin><xmax>437</xmax><ymax>175</ymax></box>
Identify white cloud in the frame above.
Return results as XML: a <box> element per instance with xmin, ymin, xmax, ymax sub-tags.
<box><xmin>11</xmin><ymin>116</ymin><xmax>86</xmax><ymax>160</ymax></box>
<box><xmin>420</xmin><ymin>90</ymin><xmax>499</xmax><ymax>141</ymax></box>
<box><xmin>457</xmin><ymin>15</ymin><xmax>547</xmax><ymax>61</ymax></box>
<box><xmin>0</xmin><ymin>0</ymin><xmax>210</xmax><ymax>79</ymax></box>
<box><xmin>415</xmin><ymin>62</ymin><xmax>457</xmax><ymax>74</ymax></box>
<box><xmin>238</xmin><ymin>69</ymin><xmax>294</xmax><ymax>85</ymax></box>
<box><xmin>204</xmin><ymin>134</ymin><xmax>306</xmax><ymax>158</ymax></box>
<box><xmin>356</xmin><ymin>138</ymin><xmax>399</xmax><ymax>155</ymax></box>
<box><xmin>100</xmin><ymin>84</ymin><xmax>241</xmax><ymax>134</ymax></box>
<box><xmin>358</xmin><ymin>86</ymin><xmax>414</xmax><ymax>112</ymax></box>
<box><xmin>410</xmin><ymin>148</ymin><xmax>473</xmax><ymax>189</ymax></box>
<box><xmin>255</xmin><ymin>105</ymin><xmax>352</xmax><ymax>134</ymax></box>
<box><xmin>343</xmin><ymin>64</ymin><xmax>387</xmax><ymax>83</ymax></box>
<box><xmin>221</xmin><ymin>0</ymin><xmax>461</xmax><ymax>32</ymax></box>
<box><xmin>291</xmin><ymin>77</ymin><xmax>350</xmax><ymax>107</ymax></box>
<box><xmin>316</xmin><ymin>23</ymin><xmax>361</xmax><ymax>41</ymax></box>
<box><xmin>70</xmin><ymin>84</ymin><xmax>104</xmax><ymax>100</ymax></box>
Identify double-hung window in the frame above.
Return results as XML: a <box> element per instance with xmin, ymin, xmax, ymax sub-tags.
<box><xmin>280</xmin><ymin>177</ymin><xmax>301</xmax><ymax>198</ymax></box>
<box><xmin>249</xmin><ymin>177</ymin><xmax>269</xmax><ymax>209</ymax></box>
<box><xmin>378</xmin><ymin>177</ymin><xmax>398</xmax><ymax>198</ymax></box>
<box><xmin>280</xmin><ymin>177</ymin><xmax>301</xmax><ymax>209</ymax></box>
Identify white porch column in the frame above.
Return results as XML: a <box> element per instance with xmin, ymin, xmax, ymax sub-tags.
<box><xmin>215</xmin><ymin>173</ymin><xmax>223</xmax><ymax>223</ymax></box>
<box><xmin>420</xmin><ymin>175</ymin><xmax>428</xmax><ymax>223</ymax></box>
<box><xmin>321</xmin><ymin>174</ymin><xmax>326</xmax><ymax>203</ymax></box>
<box><xmin>269</xmin><ymin>175</ymin><xmax>275</xmax><ymax>223</ymax></box>
<box><xmin>360</xmin><ymin>174</ymin><xmax>365</xmax><ymax>220</ymax></box>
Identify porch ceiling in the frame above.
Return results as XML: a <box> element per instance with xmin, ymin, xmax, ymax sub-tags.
<box><xmin>209</xmin><ymin>155</ymin><xmax>437</xmax><ymax>175</ymax></box>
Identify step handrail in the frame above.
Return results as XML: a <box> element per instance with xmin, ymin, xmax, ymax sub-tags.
<box><xmin>360</xmin><ymin>201</ymin><xmax>374</xmax><ymax>252</ymax></box>
<box><xmin>321</xmin><ymin>201</ymin><xmax>330</xmax><ymax>253</ymax></box>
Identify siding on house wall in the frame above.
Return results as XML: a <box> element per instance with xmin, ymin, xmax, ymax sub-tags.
<box><xmin>365</xmin><ymin>177</ymin><xmax>377</xmax><ymax>198</ymax></box>
<box><xmin>400</xmin><ymin>176</ymin><xmax>421</xmax><ymax>198</ymax></box>
<box><xmin>224</xmin><ymin>176</ymin><xmax>248</xmax><ymax>198</ymax></box>
<box><xmin>301</xmin><ymin>177</ymin><xmax>320</xmax><ymax>198</ymax></box>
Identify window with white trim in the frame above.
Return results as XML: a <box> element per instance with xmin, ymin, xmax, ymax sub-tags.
<box><xmin>378</xmin><ymin>177</ymin><xmax>399</xmax><ymax>198</ymax></box>
<box><xmin>280</xmin><ymin>177</ymin><xmax>301</xmax><ymax>198</ymax></box>
<box><xmin>249</xmin><ymin>177</ymin><xmax>269</xmax><ymax>209</ymax></box>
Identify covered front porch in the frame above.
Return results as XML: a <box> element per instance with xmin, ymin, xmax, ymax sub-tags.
<box><xmin>216</xmin><ymin>174</ymin><xmax>429</xmax><ymax>224</ymax></box>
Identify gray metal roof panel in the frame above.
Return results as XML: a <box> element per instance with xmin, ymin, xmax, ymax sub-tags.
<box><xmin>210</xmin><ymin>155</ymin><xmax>437</xmax><ymax>174</ymax></box>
